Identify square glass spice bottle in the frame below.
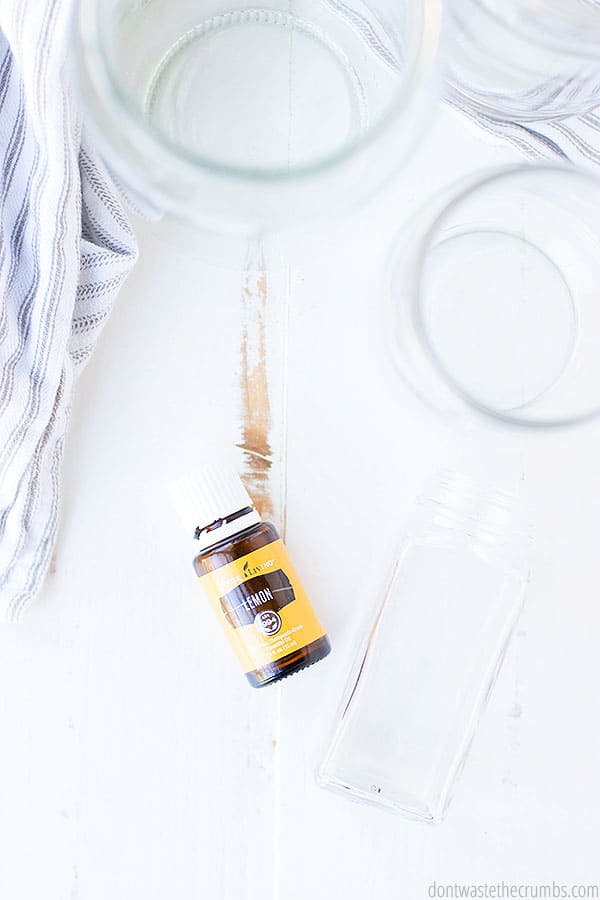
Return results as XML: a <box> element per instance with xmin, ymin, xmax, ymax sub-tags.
<box><xmin>319</xmin><ymin>470</ymin><xmax>530</xmax><ymax>821</ymax></box>
<box><xmin>170</xmin><ymin>465</ymin><xmax>331</xmax><ymax>687</ymax></box>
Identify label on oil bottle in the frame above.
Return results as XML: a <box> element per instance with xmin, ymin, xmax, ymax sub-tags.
<box><xmin>198</xmin><ymin>539</ymin><xmax>325</xmax><ymax>674</ymax></box>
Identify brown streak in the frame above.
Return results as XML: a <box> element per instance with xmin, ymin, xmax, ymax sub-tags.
<box><xmin>238</xmin><ymin>251</ymin><xmax>273</xmax><ymax>520</ymax></box>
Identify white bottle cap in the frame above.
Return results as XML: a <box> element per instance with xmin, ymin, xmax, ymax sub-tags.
<box><xmin>169</xmin><ymin>464</ymin><xmax>260</xmax><ymax>546</ymax></box>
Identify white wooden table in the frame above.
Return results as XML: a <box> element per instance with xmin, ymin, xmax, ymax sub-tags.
<box><xmin>1</xmin><ymin>105</ymin><xmax>599</xmax><ymax>900</ymax></box>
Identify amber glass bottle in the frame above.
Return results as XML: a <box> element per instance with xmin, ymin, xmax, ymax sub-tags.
<box><xmin>170</xmin><ymin>465</ymin><xmax>331</xmax><ymax>688</ymax></box>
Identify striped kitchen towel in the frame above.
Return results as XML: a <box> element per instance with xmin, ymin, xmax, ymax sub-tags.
<box><xmin>0</xmin><ymin>0</ymin><xmax>137</xmax><ymax>621</ymax></box>
<box><xmin>446</xmin><ymin>93</ymin><xmax>600</xmax><ymax>168</ymax></box>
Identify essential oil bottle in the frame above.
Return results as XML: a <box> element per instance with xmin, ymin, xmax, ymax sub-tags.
<box><xmin>170</xmin><ymin>465</ymin><xmax>331</xmax><ymax>688</ymax></box>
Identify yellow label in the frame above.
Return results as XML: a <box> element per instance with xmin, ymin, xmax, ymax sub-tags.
<box><xmin>198</xmin><ymin>539</ymin><xmax>325</xmax><ymax>674</ymax></box>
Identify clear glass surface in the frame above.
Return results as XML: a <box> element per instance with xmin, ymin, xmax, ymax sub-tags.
<box><xmin>387</xmin><ymin>165</ymin><xmax>600</xmax><ymax>428</ymax></box>
<box><xmin>319</xmin><ymin>471</ymin><xmax>529</xmax><ymax>823</ymax></box>
<box><xmin>75</xmin><ymin>0</ymin><xmax>442</xmax><ymax>234</ymax></box>
<box><xmin>446</xmin><ymin>0</ymin><xmax>600</xmax><ymax>122</ymax></box>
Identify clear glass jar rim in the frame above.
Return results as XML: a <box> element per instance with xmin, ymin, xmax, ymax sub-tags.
<box><xmin>79</xmin><ymin>0</ymin><xmax>442</xmax><ymax>183</ymax></box>
<box><xmin>407</xmin><ymin>164</ymin><xmax>600</xmax><ymax>430</ymax></box>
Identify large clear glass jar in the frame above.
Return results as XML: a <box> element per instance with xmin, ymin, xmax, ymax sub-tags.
<box><xmin>75</xmin><ymin>0</ymin><xmax>442</xmax><ymax>235</ymax></box>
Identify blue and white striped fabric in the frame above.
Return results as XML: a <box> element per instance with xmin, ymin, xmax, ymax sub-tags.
<box><xmin>447</xmin><ymin>96</ymin><xmax>600</xmax><ymax>168</ymax></box>
<box><xmin>0</xmin><ymin>0</ymin><xmax>137</xmax><ymax>621</ymax></box>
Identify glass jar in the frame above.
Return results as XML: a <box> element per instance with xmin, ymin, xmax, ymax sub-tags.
<box><xmin>75</xmin><ymin>0</ymin><xmax>442</xmax><ymax>235</ymax></box>
<box><xmin>445</xmin><ymin>0</ymin><xmax>600</xmax><ymax>122</ymax></box>
<box><xmin>386</xmin><ymin>165</ymin><xmax>600</xmax><ymax>429</ymax></box>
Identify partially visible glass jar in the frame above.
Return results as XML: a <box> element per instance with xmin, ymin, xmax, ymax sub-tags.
<box><xmin>75</xmin><ymin>0</ymin><xmax>442</xmax><ymax>235</ymax></box>
<box><xmin>445</xmin><ymin>0</ymin><xmax>600</xmax><ymax>122</ymax></box>
<box><xmin>386</xmin><ymin>165</ymin><xmax>600</xmax><ymax>429</ymax></box>
<box><xmin>319</xmin><ymin>470</ymin><xmax>530</xmax><ymax>823</ymax></box>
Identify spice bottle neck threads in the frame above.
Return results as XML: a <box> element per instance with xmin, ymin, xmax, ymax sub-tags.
<box><xmin>422</xmin><ymin>469</ymin><xmax>517</xmax><ymax>538</ymax></box>
<box><xmin>411</xmin><ymin>469</ymin><xmax>531</xmax><ymax>572</ymax></box>
<box><xmin>169</xmin><ymin>465</ymin><xmax>261</xmax><ymax>549</ymax></box>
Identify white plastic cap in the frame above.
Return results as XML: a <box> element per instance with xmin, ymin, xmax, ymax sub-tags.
<box><xmin>169</xmin><ymin>464</ymin><xmax>256</xmax><ymax>539</ymax></box>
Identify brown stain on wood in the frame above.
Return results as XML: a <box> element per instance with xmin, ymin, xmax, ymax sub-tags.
<box><xmin>238</xmin><ymin>248</ymin><xmax>273</xmax><ymax>521</ymax></box>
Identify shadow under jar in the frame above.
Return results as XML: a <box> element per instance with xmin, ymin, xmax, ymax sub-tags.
<box><xmin>446</xmin><ymin>0</ymin><xmax>600</xmax><ymax>122</ymax></box>
<box><xmin>76</xmin><ymin>0</ymin><xmax>442</xmax><ymax>234</ymax></box>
